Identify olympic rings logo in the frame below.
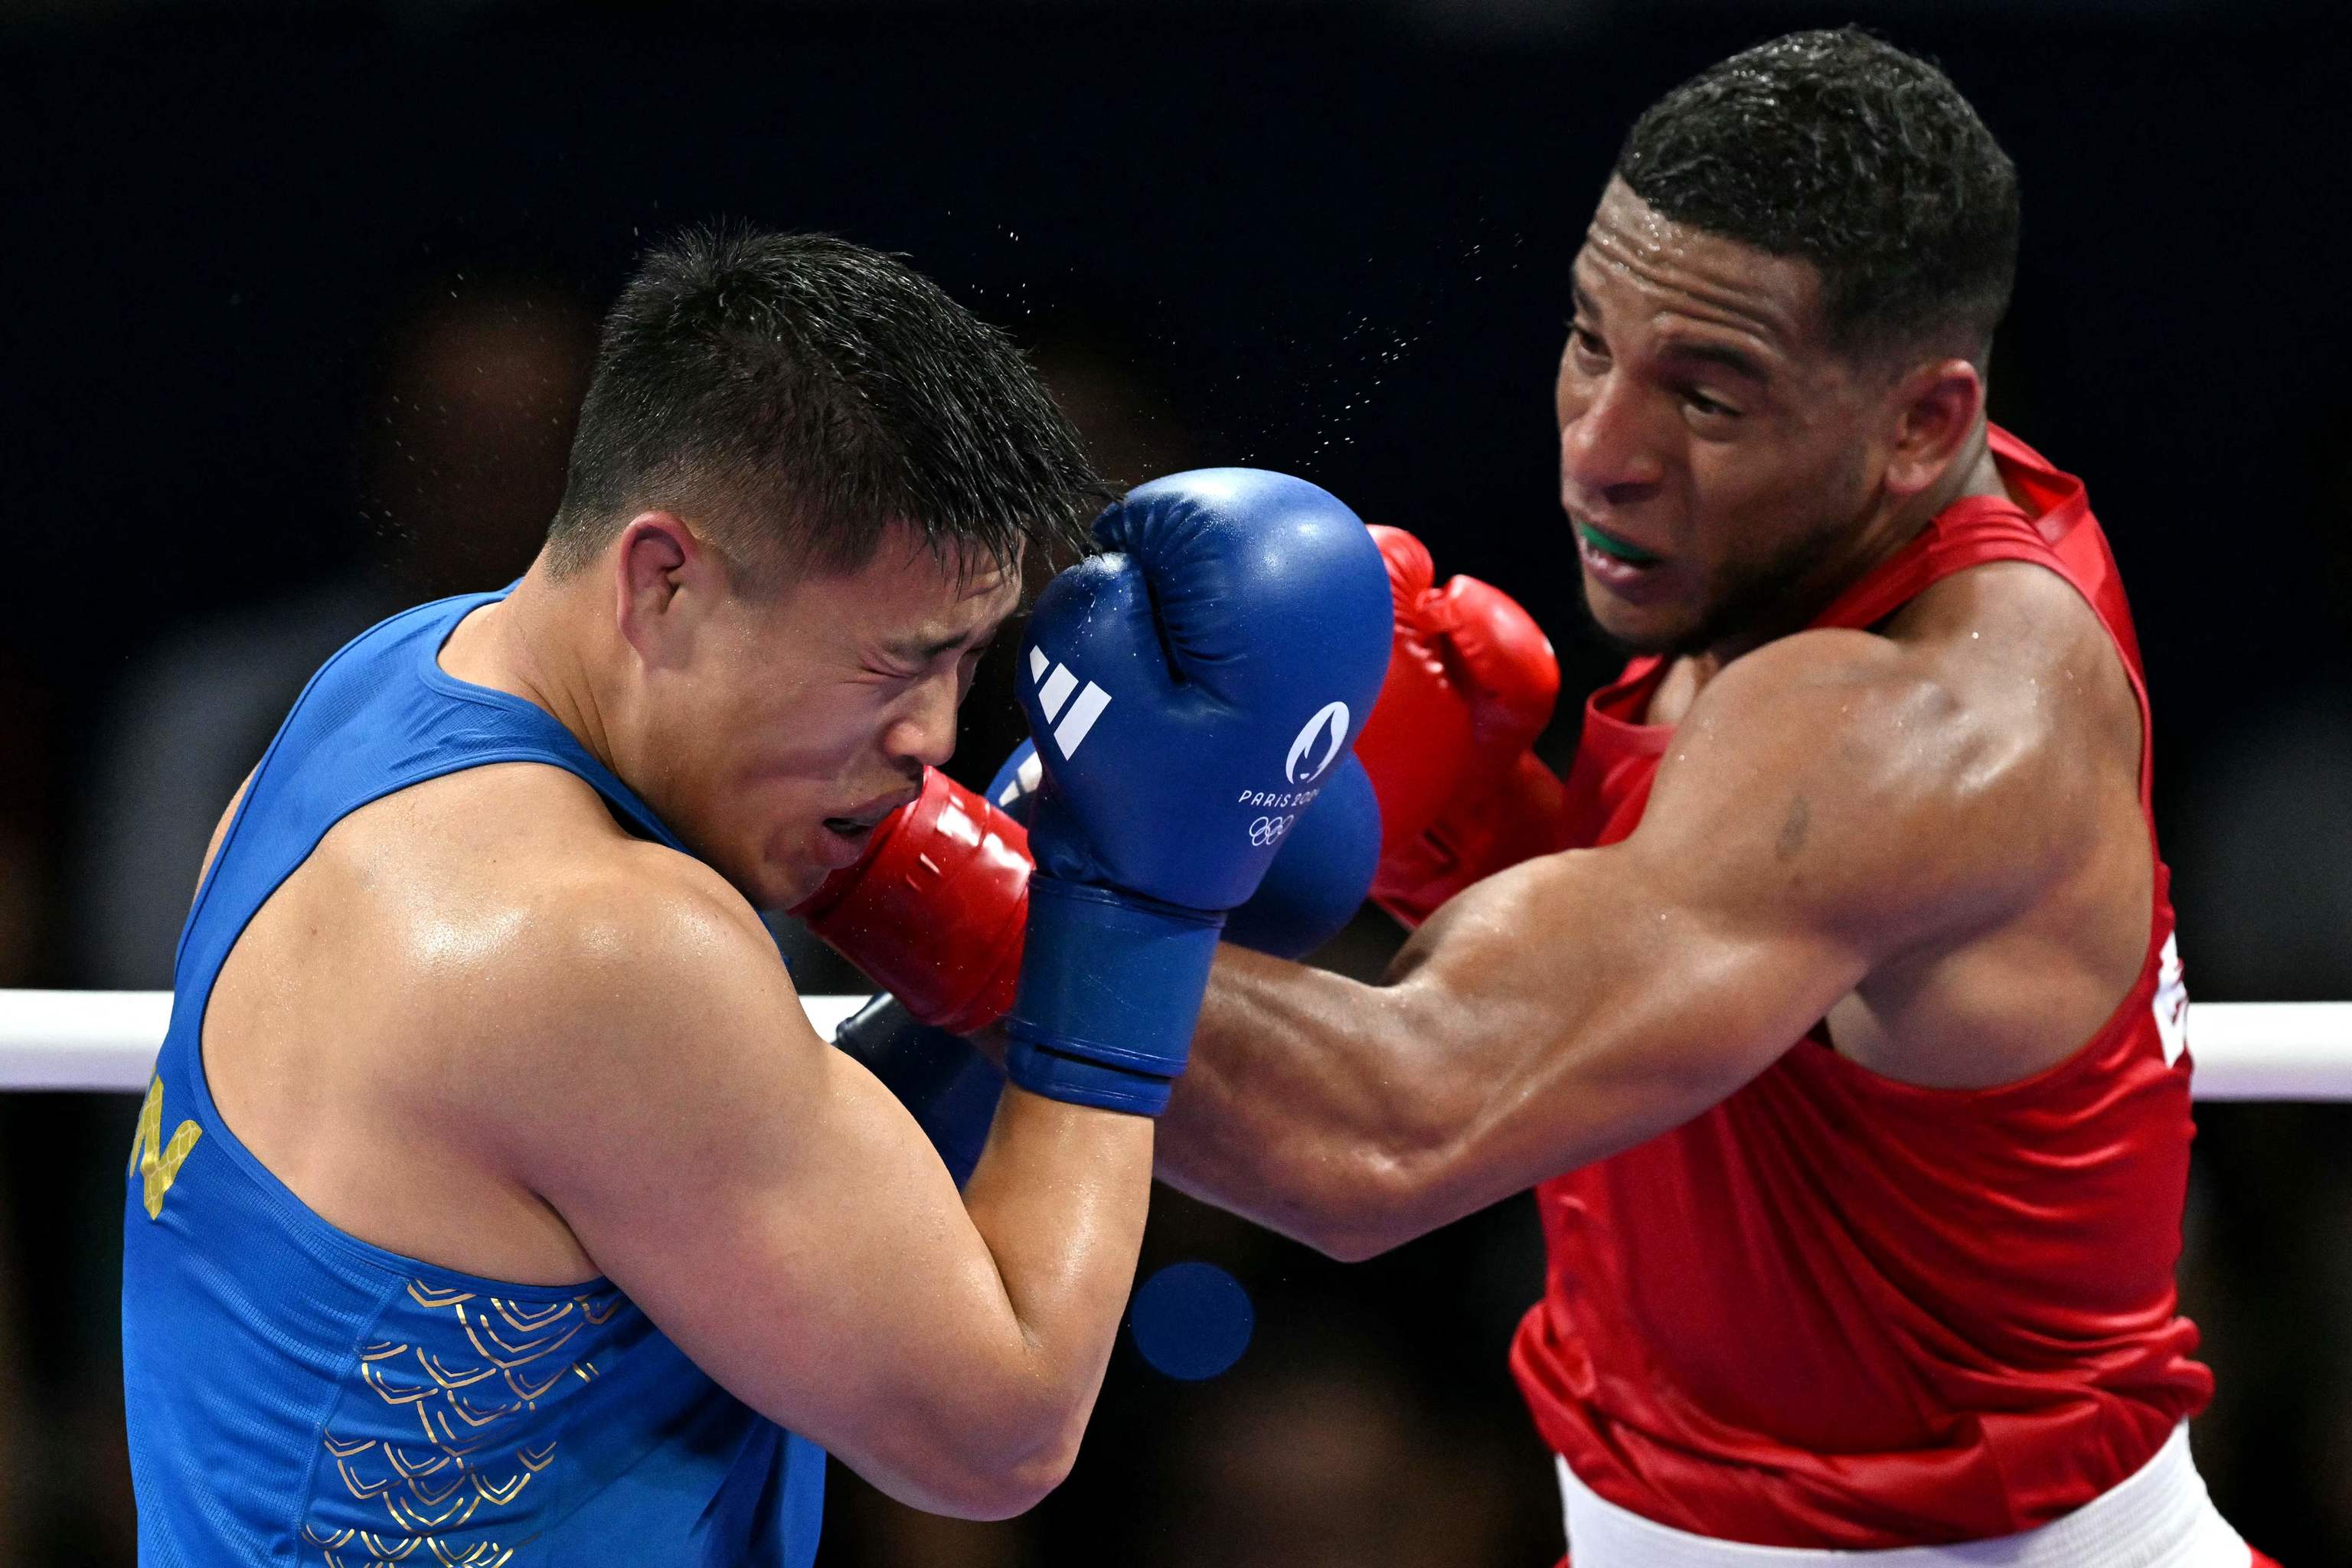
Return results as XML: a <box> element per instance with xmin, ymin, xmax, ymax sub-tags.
<box><xmin>1249</xmin><ymin>815</ymin><xmax>1295</xmax><ymax>848</ymax></box>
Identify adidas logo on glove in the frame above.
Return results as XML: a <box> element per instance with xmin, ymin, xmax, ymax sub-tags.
<box><xmin>1029</xmin><ymin>647</ymin><xmax>1112</xmax><ymax>760</ymax></box>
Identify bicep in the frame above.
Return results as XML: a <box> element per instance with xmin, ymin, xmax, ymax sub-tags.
<box><xmin>1375</xmin><ymin>667</ymin><xmax>1991</xmax><ymax>1226</ymax></box>
<box><xmin>512</xmin><ymin>936</ymin><xmax>1028</xmax><ymax>1481</ymax></box>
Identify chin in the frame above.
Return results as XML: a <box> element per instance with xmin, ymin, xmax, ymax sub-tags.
<box><xmin>691</xmin><ymin>835</ymin><xmax>818</xmax><ymax>915</ymax></box>
<box><xmin>773</xmin><ymin>836</ymin><xmax>845</xmax><ymax>912</ymax></box>
<box><xmin>750</xmin><ymin>861</ymin><xmax>825</xmax><ymax>915</ymax></box>
<box><xmin>1581</xmin><ymin>588</ymin><xmax>1692</xmax><ymax>659</ymax></box>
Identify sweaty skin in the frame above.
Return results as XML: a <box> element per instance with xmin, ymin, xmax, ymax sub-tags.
<box><xmin>1155</xmin><ymin>183</ymin><xmax>2152</xmax><ymax>1261</ymax></box>
<box><xmin>198</xmin><ymin>518</ymin><xmax>1154</xmax><ymax>1519</ymax></box>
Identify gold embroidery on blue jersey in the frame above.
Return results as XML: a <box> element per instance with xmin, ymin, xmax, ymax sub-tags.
<box><xmin>302</xmin><ymin>1279</ymin><xmax>625</xmax><ymax>1564</ymax></box>
<box><xmin>126</xmin><ymin>1077</ymin><xmax>202</xmax><ymax>1220</ymax></box>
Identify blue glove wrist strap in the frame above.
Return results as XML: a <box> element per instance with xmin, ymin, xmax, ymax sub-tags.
<box><xmin>1001</xmin><ymin>1042</ymin><xmax>1179</xmax><ymax>1116</ymax></box>
<box><xmin>1004</xmin><ymin>877</ymin><xmax>1223</xmax><ymax>1116</ymax></box>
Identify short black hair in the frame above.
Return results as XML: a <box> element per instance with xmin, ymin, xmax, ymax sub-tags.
<box><xmin>547</xmin><ymin>227</ymin><xmax>1108</xmax><ymax>581</ymax></box>
<box><xmin>1615</xmin><ymin>28</ymin><xmax>2019</xmax><ymax>363</ymax></box>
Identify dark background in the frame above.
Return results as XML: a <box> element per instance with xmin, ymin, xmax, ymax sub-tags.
<box><xmin>3</xmin><ymin>1</ymin><xmax>2348</xmax><ymax>1562</ymax></box>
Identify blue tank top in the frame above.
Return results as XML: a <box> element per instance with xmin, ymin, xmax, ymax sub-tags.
<box><xmin>121</xmin><ymin>589</ymin><xmax>826</xmax><ymax>1566</ymax></box>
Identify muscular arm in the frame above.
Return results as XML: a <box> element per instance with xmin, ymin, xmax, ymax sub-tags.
<box><xmin>1158</xmin><ymin>625</ymin><xmax>2090</xmax><ymax>1260</ymax></box>
<box><xmin>488</xmin><ymin>859</ymin><xmax>1152</xmax><ymax>1520</ymax></box>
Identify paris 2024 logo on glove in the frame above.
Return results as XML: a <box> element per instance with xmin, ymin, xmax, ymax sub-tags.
<box><xmin>1240</xmin><ymin>701</ymin><xmax>1353</xmax><ymax>850</ymax></box>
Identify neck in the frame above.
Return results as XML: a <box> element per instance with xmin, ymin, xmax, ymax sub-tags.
<box><xmin>446</xmin><ymin>558</ymin><xmax>628</xmax><ymax>779</ymax></box>
<box><xmin>1696</xmin><ymin>420</ymin><xmax>2001</xmax><ymax>668</ymax></box>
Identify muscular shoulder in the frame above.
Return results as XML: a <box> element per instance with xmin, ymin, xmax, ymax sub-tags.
<box><xmin>1638</xmin><ymin>561</ymin><xmax>2137</xmax><ymax>953</ymax></box>
<box><xmin>362</xmin><ymin>764</ymin><xmax>802</xmax><ymax>1110</ymax></box>
<box><xmin>505</xmin><ymin>846</ymin><xmax>773</xmax><ymax>1019</ymax></box>
<box><xmin>488</xmin><ymin>821</ymin><xmax>782</xmax><ymax>1060</ymax></box>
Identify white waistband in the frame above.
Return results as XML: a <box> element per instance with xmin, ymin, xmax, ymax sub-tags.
<box><xmin>1557</xmin><ymin>1425</ymin><xmax>2249</xmax><ymax>1568</ymax></box>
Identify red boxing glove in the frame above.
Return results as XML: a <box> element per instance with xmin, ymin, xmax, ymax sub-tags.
<box><xmin>790</xmin><ymin>769</ymin><xmax>1031</xmax><ymax>1036</ymax></box>
<box><xmin>1352</xmin><ymin>528</ymin><xmax>1475</xmax><ymax>861</ymax></box>
<box><xmin>1353</xmin><ymin>527</ymin><xmax>1568</xmax><ymax>929</ymax></box>
<box><xmin>1377</xmin><ymin>750</ymin><xmax>1569</xmax><ymax>928</ymax></box>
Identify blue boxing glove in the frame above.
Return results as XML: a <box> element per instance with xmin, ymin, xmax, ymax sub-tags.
<box><xmin>988</xmin><ymin>740</ymin><xmax>1382</xmax><ymax>962</ymax></box>
<box><xmin>1006</xmin><ymin>469</ymin><xmax>1393</xmax><ymax>1114</ymax></box>
<box><xmin>1227</xmin><ymin>753</ymin><xmax>1381</xmax><ymax>958</ymax></box>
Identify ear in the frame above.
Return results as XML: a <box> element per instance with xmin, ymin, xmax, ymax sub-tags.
<box><xmin>1881</xmin><ymin>358</ymin><xmax>1986</xmax><ymax>501</ymax></box>
<box><xmin>612</xmin><ymin>511</ymin><xmax>719</xmax><ymax>667</ymax></box>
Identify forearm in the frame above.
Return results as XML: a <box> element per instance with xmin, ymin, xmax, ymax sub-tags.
<box><xmin>963</xmin><ymin>952</ymin><xmax>1431</xmax><ymax>1257</ymax></box>
<box><xmin>1155</xmin><ymin>946</ymin><xmax>1459</xmax><ymax>1259</ymax></box>
<box><xmin>1158</xmin><ymin>859</ymin><xmax>1701</xmax><ymax>1259</ymax></box>
<box><xmin>1161</xmin><ymin>842</ymin><xmax>1870</xmax><ymax>1266</ymax></box>
<box><xmin>947</xmin><ymin>1088</ymin><xmax>1155</xmax><ymax>1489</ymax></box>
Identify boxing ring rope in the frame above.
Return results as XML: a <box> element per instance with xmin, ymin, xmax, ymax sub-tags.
<box><xmin>0</xmin><ymin>991</ymin><xmax>872</xmax><ymax>1093</ymax></box>
<box><xmin>0</xmin><ymin>991</ymin><xmax>2345</xmax><ymax>1099</ymax></box>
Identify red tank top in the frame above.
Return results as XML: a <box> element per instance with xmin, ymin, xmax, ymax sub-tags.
<box><xmin>1508</xmin><ymin>426</ymin><xmax>2213</xmax><ymax>1548</ymax></box>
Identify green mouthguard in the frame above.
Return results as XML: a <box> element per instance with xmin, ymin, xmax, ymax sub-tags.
<box><xmin>1576</xmin><ymin>522</ymin><xmax>1661</xmax><ymax>567</ymax></box>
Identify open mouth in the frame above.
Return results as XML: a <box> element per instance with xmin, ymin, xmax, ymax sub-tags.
<box><xmin>1572</xmin><ymin>519</ymin><xmax>1676</xmax><ymax>607</ymax></box>
<box><xmin>1573</xmin><ymin>521</ymin><xmax>1663</xmax><ymax>568</ymax></box>
<box><xmin>820</xmin><ymin>789</ymin><xmax>918</xmax><ymax>852</ymax></box>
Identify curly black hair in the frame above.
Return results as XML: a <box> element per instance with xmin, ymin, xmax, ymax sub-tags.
<box><xmin>1616</xmin><ymin>28</ymin><xmax>2020</xmax><ymax>364</ymax></box>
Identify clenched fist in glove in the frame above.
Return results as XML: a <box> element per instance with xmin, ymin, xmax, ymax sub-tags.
<box><xmin>1354</xmin><ymin>525</ymin><xmax>1571</xmax><ymax>928</ymax></box>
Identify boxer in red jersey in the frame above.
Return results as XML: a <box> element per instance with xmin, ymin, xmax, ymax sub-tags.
<box><xmin>1149</xmin><ymin>28</ymin><xmax>2278</xmax><ymax>1566</ymax></box>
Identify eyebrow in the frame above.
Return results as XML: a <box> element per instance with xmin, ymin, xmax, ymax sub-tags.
<box><xmin>1573</xmin><ymin>276</ymin><xmax>1775</xmax><ymax>384</ymax></box>
<box><xmin>886</xmin><ymin>631</ymin><xmax>979</xmax><ymax>662</ymax></box>
<box><xmin>1659</xmin><ymin>338</ymin><xmax>1771</xmax><ymax>384</ymax></box>
<box><xmin>884</xmin><ymin>619</ymin><xmax>1008</xmax><ymax>663</ymax></box>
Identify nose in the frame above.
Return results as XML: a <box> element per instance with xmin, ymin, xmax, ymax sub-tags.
<box><xmin>884</xmin><ymin>668</ymin><xmax>961</xmax><ymax>773</ymax></box>
<box><xmin>1558</xmin><ymin>374</ymin><xmax>1667</xmax><ymax>507</ymax></box>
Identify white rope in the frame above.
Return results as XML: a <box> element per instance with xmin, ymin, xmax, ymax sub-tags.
<box><xmin>0</xmin><ymin>991</ymin><xmax>873</xmax><ymax>1093</ymax></box>
<box><xmin>2174</xmin><ymin>1003</ymin><xmax>2348</xmax><ymax>1100</ymax></box>
<box><xmin>0</xmin><ymin>991</ymin><xmax>2344</xmax><ymax>1099</ymax></box>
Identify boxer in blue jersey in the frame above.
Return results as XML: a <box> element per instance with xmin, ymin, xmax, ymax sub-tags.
<box><xmin>122</xmin><ymin>229</ymin><xmax>1394</xmax><ymax>1566</ymax></box>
